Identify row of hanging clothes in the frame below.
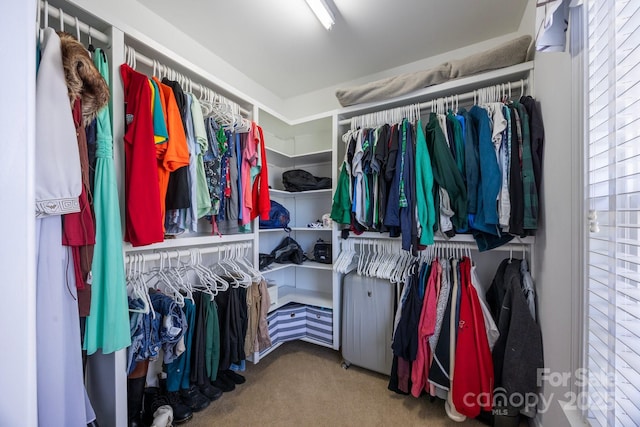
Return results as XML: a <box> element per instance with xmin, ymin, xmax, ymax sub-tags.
<box><xmin>125</xmin><ymin>243</ymin><xmax>272</xmax><ymax>424</ymax></box>
<box><xmin>336</xmin><ymin>239</ymin><xmax>543</xmax><ymax>422</ymax></box>
<box><xmin>121</xmin><ymin>46</ymin><xmax>271</xmax><ymax>247</ymax></box>
<box><xmin>331</xmin><ymin>81</ymin><xmax>544</xmax><ymax>253</ymax></box>
<box><xmin>35</xmin><ymin>3</ymin><xmax>132</xmax><ymax>423</ymax></box>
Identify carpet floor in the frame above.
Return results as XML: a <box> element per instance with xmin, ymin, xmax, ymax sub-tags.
<box><xmin>185</xmin><ymin>340</ymin><xmax>523</xmax><ymax>427</ymax></box>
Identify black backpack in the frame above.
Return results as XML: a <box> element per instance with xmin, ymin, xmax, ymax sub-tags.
<box><xmin>270</xmin><ymin>236</ymin><xmax>306</xmax><ymax>265</ymax></box>
<box><xmin>282</xmin><ymin>169</ymin><xmax>332</xmax><ymax>192</ymax></box>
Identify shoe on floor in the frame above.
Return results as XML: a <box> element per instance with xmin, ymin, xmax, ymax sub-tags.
<box><xmin>221</xmin><ymin>369</ymin><xmax>246</xmax><ymax>385</ymax></box>
<box><xmin>165</xmin><ymin>391</ymin><xmax>193</xmax><ymax>424</ymax></box>
<box><xmin>199</xmin><ymin>382</ymin><xmax>223</xmax><ymax>401</ymax></box>
<box><xmin>180</xmin><ymin>385</ymin><xmax>211</xmax><ymax>412</ymax></box>
<box><xmin>212</xmin><ymin>374</ymin><xmax>235</xmax><ymax>392</ymax></box>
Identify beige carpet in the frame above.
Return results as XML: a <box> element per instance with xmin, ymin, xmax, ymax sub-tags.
<box><xmin>185</xmin><ymin>340</ymin><xmax>517</xmax><ymax>427</ymax></box>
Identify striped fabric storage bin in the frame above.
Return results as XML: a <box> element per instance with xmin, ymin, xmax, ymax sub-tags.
<box><xmin>306</xmin><ymin>305</ymin><xmax>333</xmax><ymax>345</ymax></box>
<box><xmin>259</xmin><ymin>303</ymin><xmax>334</xmax><ymax>358</ymax></box>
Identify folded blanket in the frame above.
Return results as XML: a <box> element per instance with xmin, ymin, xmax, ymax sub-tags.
<box><xmin>336</xmin><ymin>35</ymin><xmax>532</xmax><ymax>107</ymax></box>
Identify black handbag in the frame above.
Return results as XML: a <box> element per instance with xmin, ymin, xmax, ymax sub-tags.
<box><xmin>313</xmin><ymin>239</ymin><xmax>332</xmax><ymax>264</ymax></box>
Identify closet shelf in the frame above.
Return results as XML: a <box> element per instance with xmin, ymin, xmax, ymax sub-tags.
<box><xmin>338</xmin><ymin>61</ymin><xmax>534</xmax><ymax>120</ymax></box>
<box><xmin>266</xmin><ymin>146</ymin><xmax>332</xmax><ymax>167</ymax></box>
<box><xmin>268</xmin><ymin>286</ymin><xmax>333</xmax><ymax>312</ymax></box>
<box><xmin>261</xmin><ymin>261</ymin><xmax>334</xmax><ymax>273</ymax></box>
<box><xmin>269</xmin><ymin>188</ymin><xmax>333</xmax><ymax>198</ymax></box>
<box><xmin>123</xmin><ymin>232</ymin><xmax>255</xmax><ymax>253</ymax></box>
<box><xmin>259</xmin><ymin>227</ymin><xmax>332</xmax><ymax>233</ymax></box>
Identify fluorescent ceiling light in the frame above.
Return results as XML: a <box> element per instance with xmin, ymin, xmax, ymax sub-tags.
<box><xmin>305</xmin><ymin>0</ymin><xmax>335</xmax><ymax>30</ymax></box>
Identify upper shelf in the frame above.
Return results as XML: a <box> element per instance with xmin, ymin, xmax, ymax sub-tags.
<box><xmin>338</xmin><ymin>61</ymin><xmax>534</xmax><ymax>120</ymax></box>
<box><xmin>266</xmin><ymin>146</ymin><xmax>332</xmax><ymax>168</ymax></box>
<box><xmin>123</xmin><ymin>232</ymin><xmax>255</xmax><ymax>253</ymax></box>
<box><xmin>269</xmin><ymin>188</ymin><xmax>332</xmax><ymax>198</ymax></box>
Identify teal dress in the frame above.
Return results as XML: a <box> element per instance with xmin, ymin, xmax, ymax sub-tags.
<box><xmin>84</xmin><ymin>49</ymin><xmax>132</xmax><ymax>354</ymax></box>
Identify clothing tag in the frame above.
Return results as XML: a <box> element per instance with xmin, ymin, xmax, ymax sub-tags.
<box><xmin>86</xmin><ymin>271</ymin><xmax>93</xmax><ymax>285</ymax></box>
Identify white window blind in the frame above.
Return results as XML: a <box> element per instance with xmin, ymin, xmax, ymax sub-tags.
<box><xmin>586</xmin><ymin>0</ymin><xmax>640</xmax><ymax>426</ymax></box>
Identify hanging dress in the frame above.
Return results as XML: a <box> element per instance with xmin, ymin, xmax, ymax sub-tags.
<box><xmin>84</xmin><ymin>48</ymin><xmax>132</xmax><ymax>354</ymax></box>
<box><xmin>35</xmin><ymin>28</ymin><xmax>88</xmax><ymax>427</ymax></box>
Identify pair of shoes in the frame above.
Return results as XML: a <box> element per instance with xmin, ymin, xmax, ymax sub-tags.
<box><xmin>220</xmin><ymin>369</ymin><xmax>246</xmax><ymax>385</ymax></box>
<box><xmin>212</xmin><ymin>373</ymin><xmax>235</xmax><ymax>392</ymax></box>
<box><xmin>165</xmin><ymin>391</ymin><xmax>194</xmax><ymax>424</ymax></box>
<box><xmin>158</xmin><ymin>375</ymin><xmax>193</xmax><ymax>424</ymax></box>
<box><xmin>180</xmin><ymin>385</ymin><xmax>210</xmax><ymax>412</ymax></box>
<box><xmin>198</xmin><ymin>382</ymin><xmax>223</xmax><ymax>401</ymax></box>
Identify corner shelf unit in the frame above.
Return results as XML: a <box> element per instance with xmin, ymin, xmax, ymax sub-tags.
<box><xmin>253</xmin><ymin>108</ymin><xmax>340</xmax><ymax>362</ymax></box>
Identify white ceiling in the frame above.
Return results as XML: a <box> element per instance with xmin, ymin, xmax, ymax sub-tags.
<box><xmin>137</xmin><ymin>0</ymin><xmax>529</xmax><ymax>99</ymax></box>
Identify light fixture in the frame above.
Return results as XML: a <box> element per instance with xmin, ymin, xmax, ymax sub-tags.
<box><xmin>305</xmin><ymin>0</ymin><xmax>335</xmax><ymax>30</ymax></box>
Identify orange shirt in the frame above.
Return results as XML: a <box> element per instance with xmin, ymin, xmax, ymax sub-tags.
<box><xmin>153</xmin><ymin>77</ymin><xmax>190</xmax><ymax>230</ymax></box>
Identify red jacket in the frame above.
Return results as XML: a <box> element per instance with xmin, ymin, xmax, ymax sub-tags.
<box><xmin>452</xmin><ymin>257</ymin><xmax>494</xmax><ymax>417</ymax></box>
<box><xmin>251</xmin><ymin>124</ymin><xmax>271</xmax><ymax>221</ymax></box>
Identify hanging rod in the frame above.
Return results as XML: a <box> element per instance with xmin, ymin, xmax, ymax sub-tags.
<box><xmin>343</xmin><ymin>235</ymin><xmax>533</xmax><ymax>253</ymax></box>
<box><xmin>38</xmin><ymin>0</ymin><xmax>110</xmax><ymax>44</ymax></box>
<box><xmin>338</xmin><ymin>78</ymin><xmax>528</xmax><ymax>126</ymax></box>
<box><xmin>124</xmin><ymin>242</ymin><xmax>252</xmax><ymax>263</ymax></box>
<box><xmin>125</xmin><ymin>44</ymin><xmax>251</xmax><ymax>117</ymax></box>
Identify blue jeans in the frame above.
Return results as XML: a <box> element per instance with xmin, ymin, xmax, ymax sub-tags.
<box><xmin>127</xmin><ymin>297</ymin><xmax>161</xmax><ymax>374</ymax></box>
<box><xmin>150</xmin><ymin>293</ymin><xmax>187</xmax><ymax>365</ymax></box>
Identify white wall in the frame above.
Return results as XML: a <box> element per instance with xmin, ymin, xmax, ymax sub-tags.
<box><xmin>281</xmin><ymin>30</ymin><xmax>535</xmax><ymax>120</ymax></box>
<box><xmin>533</xmin><ymin>51</ymin><xmax>577</xmax><ymax>427</ymax></box>
<box><xmin>0</xmin><ymin>1</ymin><xmax>37</xmax><ymax>426</ymax></box>
<box><xmin>68</xmin><ymin>0</ymin><xmax>286</xmax><ymax>115</ymax></box>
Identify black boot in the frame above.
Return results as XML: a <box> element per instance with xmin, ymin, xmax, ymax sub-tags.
<box><xmin>159</xmin><ymin>375</ymin><xmax>193</xmax><ymax>424</ymax></box>
<box><xmin>127</xmin><ymin>377</ymin><xmax>146</xmax><ymax>427</ymax></box>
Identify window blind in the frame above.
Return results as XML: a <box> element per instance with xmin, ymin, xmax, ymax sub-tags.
<box><xmin>586</xmin><ymin>0</ymin><xmax>640</xmax><ymax>426</ymax></box>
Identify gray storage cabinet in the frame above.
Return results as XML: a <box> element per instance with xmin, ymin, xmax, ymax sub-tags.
<box><xmin>341</xmin><ymin>272</ymin><xmax>394</xmax><ymax>375</ymax></box>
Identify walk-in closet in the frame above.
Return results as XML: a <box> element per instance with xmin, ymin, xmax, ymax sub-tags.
<box><xmin>3</xmin><ymin>0</ymin><xmax>638</xmax><ymax>426</ymax></box>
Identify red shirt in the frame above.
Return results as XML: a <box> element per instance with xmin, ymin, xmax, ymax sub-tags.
<box><xmin>120</xmin><ymin>64</ymin><xmax>164</xmax><ymax>246</ymax></box>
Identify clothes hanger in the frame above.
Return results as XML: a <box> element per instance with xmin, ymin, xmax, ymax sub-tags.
<box><xmin>87</xmin><ymin>25</ymin><xmax>95</xmax><ymax>53</ymax></box>
<box><xmin>169</xmin><ymin>251</ymin><xmax>194</xmax><ymax>302</ymax></box>
<box><xmin>127</xmin><ymin>254</ymin><xmax>148</xmax><ymax>314</ymax></box>
<box><xmin>184</xmin><ymin>249</ymin><xmax>219</xmax><ymax>300</ymax></box>
<box><xmin>75</xmin><ymin>16</ymin><xmax>80</xmax><ymax>42</ymax></box>
<box><xmin>59</xmin><ymin>8</ymin><xmax>64</xmax><ymax>32</ymax></box>
<box><xmin>145</xmin><ymin>252</ymin><xmax>184</xmax><ymax>307</ymax></box>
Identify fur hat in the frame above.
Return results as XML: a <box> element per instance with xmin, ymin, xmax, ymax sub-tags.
<box><xmin>58</xmin><ymin>31</ymin><xmax>109</xmax><ymax>126</ymax></box>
